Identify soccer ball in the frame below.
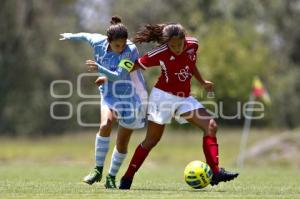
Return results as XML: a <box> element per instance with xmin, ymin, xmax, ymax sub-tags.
<box><xmin>184</xmin><ymin>160</ymin><xmax>213</xmax><ymax>189</ymax></box>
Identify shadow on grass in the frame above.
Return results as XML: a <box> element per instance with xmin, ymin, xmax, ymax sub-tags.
<box><xmin>128</xmin><ymin>188</ymin><xmax>225</xmax><ymax>193</ymax></box>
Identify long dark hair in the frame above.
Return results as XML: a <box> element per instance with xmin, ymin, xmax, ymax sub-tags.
<box><xmin>133</xmin><ymin>23</ymin><xmax>185</xmax><ymax>44</ymax></box>
<box><xmin>106</xmin><ymin>16</ymin><xmax>128</xmax><ymax>42</ymax></box>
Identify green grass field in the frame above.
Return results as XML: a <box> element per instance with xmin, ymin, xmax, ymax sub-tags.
<box><xmin>1</xmin><ymin>128</ymin><xmax>299</xmax><ymax>199</ymax></box>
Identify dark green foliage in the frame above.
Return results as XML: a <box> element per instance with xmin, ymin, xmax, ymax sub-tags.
<box><xmin>0</xmin><ymin>0</ymin><xmax>299</xmax><ymax>136</ymax></box>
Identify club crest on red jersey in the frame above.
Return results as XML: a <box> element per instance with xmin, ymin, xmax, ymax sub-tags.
<box><xmin>175</xmin><ymin>66</ymin><xmax>192</xmax><ymax>82</ymax></box>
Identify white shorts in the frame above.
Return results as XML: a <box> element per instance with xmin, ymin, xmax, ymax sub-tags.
<box><xmin>147</xmin><ymin>87</ymin><xmax>204</xmax><ymax>124</ymax></box>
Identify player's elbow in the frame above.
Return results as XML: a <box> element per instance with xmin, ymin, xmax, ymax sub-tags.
<box><xmin>107</xmin><ymin>70</ymin><xmax>124</xmax><ymax>81</ymax></box>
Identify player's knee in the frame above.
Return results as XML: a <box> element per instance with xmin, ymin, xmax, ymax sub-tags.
<box><xmin>116</xmin><ymin>139</ymin><xmax>130</xmax><ymax>153</ymax></box>
<box><xmin>208</xmin><ymin>119</ymin><xmax>218</xmax><ymax>136</ymax></box>
<box><xmin>116</xmin><ymin>143</ymin><xmax>128</xmax><ymax>154</ymax></box>
<box><xmin>142</xmin><ymin>138</ymin><xmax>161</xmax><ymax>150</ymax></box>
<box><xmin>99</xmin><ymin>119</ymin><xmax>113</xmax><ymax>133</ymax></box>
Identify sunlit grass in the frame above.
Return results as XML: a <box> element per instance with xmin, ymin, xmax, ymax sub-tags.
<box><xmin>0</xmin><ymin>128</ymin><xmax>299</xmax><ymax>198</ymax></box>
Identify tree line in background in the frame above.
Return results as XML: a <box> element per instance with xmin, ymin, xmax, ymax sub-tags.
<box><xmin>0</xmin><ymin>0</ymin><xmax>299</xmax><ymax>136</ymax></box>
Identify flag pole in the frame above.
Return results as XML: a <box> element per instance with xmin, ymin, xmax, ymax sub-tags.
<box><xmin>237</xmin><ymin>93</ymin><xmax>256</xmax><ymax>168</ymax></box>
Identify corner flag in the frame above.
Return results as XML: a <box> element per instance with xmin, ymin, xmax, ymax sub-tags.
<box><xmin>252</xmin><ymin>76</ymin><xmax>271</xmax><ymax>105</ymax></box>
<box><xmin>237</xmin><ymin>76</ymin><xmax>271</xmax><ymax>167</ymax></box>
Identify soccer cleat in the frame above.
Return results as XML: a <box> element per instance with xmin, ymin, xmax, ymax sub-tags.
<box><xmin>105</xmin><ymin>175</ymin><xmax>117</xmax><ymax>189</ymax></box>
<box><xmin>210</xmin><ymin>168</ymin><xmax>239</xmax><ymax>186</ymax></box>
<box><xmin>82</xmin><ymin>166</ymin><xmax>103</xmax><ymax>185</ymax></box>
<box><xmin>119</xmin><ymin>176</ymin><xmax>133</xmax><ymax>190</ymax></box>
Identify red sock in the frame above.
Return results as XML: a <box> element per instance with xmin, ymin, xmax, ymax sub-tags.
<box><xmin>123</xmin><ymin>144</ymin><xmax>149</xmax><ymax>179</ymax></box>
<box><xmin>203</xmin><ymin>135</ymin><xmax>219</xmax><ymax>174</ymax></box>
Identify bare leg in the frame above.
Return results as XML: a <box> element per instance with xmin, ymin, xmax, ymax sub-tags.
<box><xmin>142</xmin><ymin>121</ymin><xmax>166</xmax><ymax>150</ymax></box>
<box><xmin>83</xmin><ymin>106</ymin><xmax>116</xmax><ymax>185</ymax></box>
<box><xmin>181</xmin><ymin>108</ymin><xmax>238</xmax><ymax>185</ymax></box>
<box><xmin>119</xmin><ymin>121</ymin><xmax>166</xmax><ymax>189</ymax></box>
<box><xmin>98</xmin><ymin>105</ymin><xmax>116</xmax><ymax>137</ymax></box>
<box><xmin>116</xmin><ymin>125</ymin><xmax>133</xmax><ymax>153</ymax></box>
<box><xmin>181</xmin><ymin>108</ymin><xmax>217</xmax><ymax>137</ymax></box>
<box><xmin>181</xmin><ymin>108</ymin><xmax>219</xmax><ymax>173</ymax></box>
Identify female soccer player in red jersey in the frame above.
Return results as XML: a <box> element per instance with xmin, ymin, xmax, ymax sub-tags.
<box><xmin>119</xmin><ymin>23</ymin><xmax>239</xmax><ymax>189</ymax></box>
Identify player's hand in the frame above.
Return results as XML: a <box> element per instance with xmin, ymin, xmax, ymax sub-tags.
<box><xmin>131</xmin><ymin>63</ymin><xmax>143</xmax><ymax>72</ymax></box>
<box><xmin>202</xmin><ymin>80</ymin><xmax>214</xmax><ymax>92</ymax></box>
<box><xmin>95</xmin><ymin>76</ymin><xmax>107</xmax><ymax>86</ymax></box>
<box><xmin>59</xmin><ymin>33</ymin><xmax>73</xmax><ymax>40</ymax></box>
<box><xmin>85</xmin><ymin>60</ymin><xmax>99</xmax><ymax>72</ymax></box>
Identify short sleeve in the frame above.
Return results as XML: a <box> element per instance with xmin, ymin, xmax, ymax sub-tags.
<box><xmin>137</xmin><ymin>44</ymin><xmax>167</xmax><ymax>69</ymax></box>
<box><xmin>130</xmin><ymin>45</ymin><xmax>139</xmax><ymax>63</ymax></box>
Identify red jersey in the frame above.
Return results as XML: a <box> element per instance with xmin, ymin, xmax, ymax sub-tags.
<box><xmin>138</xmin><ymin>37</ymin><xmax>198</xmax><ymax>97</ymax></box>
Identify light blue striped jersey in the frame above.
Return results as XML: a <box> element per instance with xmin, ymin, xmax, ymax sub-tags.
<box><xmin>67</xmin><ymin>33</ymin><xmax>146</xmax><ymax>96</ymax></box>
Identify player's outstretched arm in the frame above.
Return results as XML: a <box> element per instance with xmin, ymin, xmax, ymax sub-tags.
<box><xmin>85</xmin><ymin>60</ymin><xmax>130</xmax><ymax>82</ymax></box>
<box><xmin>59</xmin><ymin>33</ymin><xmax>93</xmax><ymax>42</ymax></box>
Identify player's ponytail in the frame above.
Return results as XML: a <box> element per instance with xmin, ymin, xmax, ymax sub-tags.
<box><xmin>133</xmin><ymin>24</ymin><xmax>165</xmax><ymax>44</ymax></box>
<box><xmin>110</xmin><ymin>16</ymin><xmax>122</xmax><ymax>25</ymax></box>
<box><xmin>133</xmin><ymin>23</ymin><xmax>185</xmax><ymax>44</ymax></box>
<box><xmin>107</xmin><ymin>16</ymin><xmax>128</xmax><ymax>42</ymax></box>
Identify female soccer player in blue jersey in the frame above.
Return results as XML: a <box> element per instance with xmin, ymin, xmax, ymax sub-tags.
<box><xmin>60</xmin><ymin>16</ymin><xmax>147</xmax><ymax>189</ymax></box>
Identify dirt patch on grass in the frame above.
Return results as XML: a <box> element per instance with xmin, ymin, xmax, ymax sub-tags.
<box><xmin>244</xmin><ymin>132</ymin><xmax>300</xmax><ymax>168</ymax></box>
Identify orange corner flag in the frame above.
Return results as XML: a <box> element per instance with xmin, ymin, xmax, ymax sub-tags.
<box><xmin>252</xmin><ymin>76</ymin><xmax>271</xmax><ymax>104</ymax></box>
